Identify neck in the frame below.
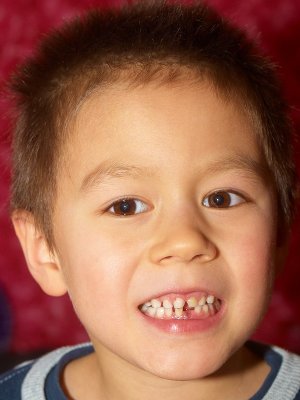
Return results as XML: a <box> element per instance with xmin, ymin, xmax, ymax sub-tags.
<box><xmin>62</xmin><ymin>343</ymin><xmax>270</xmax><ymax>400</ymax></box>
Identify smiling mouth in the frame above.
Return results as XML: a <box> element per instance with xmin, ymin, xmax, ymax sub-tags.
<box><xmin>139</xmin><ymin>294</ymin><xmax>222</xmax><ymax>320</ymax></box>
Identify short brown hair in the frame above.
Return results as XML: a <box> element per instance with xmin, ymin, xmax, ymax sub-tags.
<box><xmin>10</xmin><ymin>1</ymin><xmax>297</xmax><ymax>249</ymax></box>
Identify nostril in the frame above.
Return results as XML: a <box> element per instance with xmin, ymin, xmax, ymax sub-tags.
<box><xmin>148</xmin><ymin>227</ymin><xmax>218</xmax><ymax>265</ymax></box>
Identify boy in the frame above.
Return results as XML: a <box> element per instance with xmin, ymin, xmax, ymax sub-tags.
<box><xmin>1</xmin><ymin>1</ymin><xmax>300</xmax><ymax>399</ymax></box>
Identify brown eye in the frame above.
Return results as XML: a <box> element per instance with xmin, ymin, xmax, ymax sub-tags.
<box><xmin>108</xmin><ymin>198</ymin><xmax>148</xmax><ymax>216</ymax></box>
<box><xmin>202</xmin><ymin>191</ymin><xmax>245</xmax><ymax>208</ymax></box>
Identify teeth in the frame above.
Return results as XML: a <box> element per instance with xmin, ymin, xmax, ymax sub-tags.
<box><xmin>173</xmin><ymin>298</ymin><xmax>185</xmax><ymax>309</ymax></box>
<box><xmin>202</xmin><ymin>304</ymin><xmax>209</xmax><ymax>314</ymax></box>
<box><xmin>141</xmin><ymin>294</ymin><xmax>221</xmax><ymax>319</ymax></box>
<box><xmin>165</xmin><ymin>307</ymin><xmax>173</xmax><ymax>317</ymax></box>
<box><xmin>156</xmin><ymin>307</ymin><xmax>165</xmax><ymax>318</ymax></box>
<box><xmin>147</xmin><ymin>307</ymin><xmax>156</xmax><ymax>317</ymax></box>
<box><xmin>194</xmin><ymin>305</ymin><xmax>201</xmax><ymax>314</ymax></box>
<box><xmin>187</xmin><ymin>297</ymin><xmax>197</xmax><ymax>308</ymax></box>
<box><xmin>141</xmin><ymin>304</ymin><xmax>149</xmax><ymax>312</ymax></box>
<box><xmin>162</xmin><ymin>299</ymin><xmax>173</xmax><ymax>309</ymax></box>
<box><xmin>151</xmin><ymin>299</ymin><xmax>161</xmax><ymax>309</ymax></box>
<box><xmin>199</xmin><ymin>297</ymin><xmax>206</xmax><ymax>306</ymax></box>
<box><xmin>208</xmin><ymin>304</ymin><xmax>215</xmax><ymax>314</ymax></box>
<box><xmin>175</xmin><ymin>307</ymin><xmax>183</xmax><ymax>317</ymax></box>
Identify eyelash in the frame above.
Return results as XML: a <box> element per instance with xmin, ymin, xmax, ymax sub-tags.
<box><xmin>202</xmin><ymin>190</ymin><xmax>246</xmax><ymax>208</ymax></box>
<box><xmin>106</xmin><ymin>197</ymin><xmax>149</xmax><ymax>216</ymax></box>
<box><xmin>105</xmin><ymin>190</ymin><xmax>246</xmax><ymax>217</ymax></box>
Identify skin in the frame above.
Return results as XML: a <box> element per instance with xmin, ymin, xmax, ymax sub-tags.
<box><xmin>13</xmin><ymin>79</ymin><xmax>285</xmax><ymax>400</ymax></box>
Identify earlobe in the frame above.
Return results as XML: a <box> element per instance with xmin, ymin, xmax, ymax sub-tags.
<box><xmin>11</xmin><ymin>210</ymin><xmax>68</xmax><ymax>297</ymax></box>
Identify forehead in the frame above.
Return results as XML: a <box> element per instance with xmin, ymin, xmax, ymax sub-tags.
<box><xmin>59</xmin><ymin>78</ymin><xmax>265</xmax><ymax>192</ymax></box>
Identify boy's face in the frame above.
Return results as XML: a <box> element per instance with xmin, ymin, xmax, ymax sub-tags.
<box><xmin>52</xmin><ymin>79</ymin><xmax>280</xmax><ymax>379</ymax></box>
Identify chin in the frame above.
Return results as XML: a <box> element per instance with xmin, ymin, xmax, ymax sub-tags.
<box><xmin>150</xmin><ymin>364</ymin><xmax>221</xmax><ymax>381</ymax></box>
<box><xmin>142</xmin><ymin>352</ymin><xmax>226</xmax><ymax>381</ymax></box>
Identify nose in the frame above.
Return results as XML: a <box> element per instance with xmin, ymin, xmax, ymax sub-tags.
<box><xmin>148</xmin><ymin>220</ymin><xmax>217</xmax><ymax>266</ymax></box>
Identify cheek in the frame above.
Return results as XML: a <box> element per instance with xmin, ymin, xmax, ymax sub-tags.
<box><xmin>215</xmin><ymin>205</ymin><xmax>276</xmax><ymax>280</ymax></box>
<box><xmin>223</xmin><ymin>216</ymin><xmax>277</xmax><ymax>312</ymax></box>
<box><xmin>55</xmin><ymin>223</ymin><xmax>144</xmax><ymax>318</ymax></box>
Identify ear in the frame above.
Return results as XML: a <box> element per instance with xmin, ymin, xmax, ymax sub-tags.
<box><xmin>12</xmin><ymin>210</ymin><xmax>67</xmax><ymax>297</ymax></box>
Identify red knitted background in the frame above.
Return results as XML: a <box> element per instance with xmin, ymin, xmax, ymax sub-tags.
<box><xmin>0</xmin><ymin>0</ymin><xmax>299</xmax><ymax>353</ymax></box>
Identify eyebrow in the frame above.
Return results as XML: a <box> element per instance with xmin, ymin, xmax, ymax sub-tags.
<box><xmin>204</xmin><ymin>155</ymin><xmax>270</xmax><ymax>181</ymax></box>
<box><xmin>80</xmin><ymin>161</ymin><xmax>157</xmax><ymax>193</ymax></box>
<box><xmin>80</xmin><ymin>154</ymin><xmax>270</xmax><ymax>194</ymax></box>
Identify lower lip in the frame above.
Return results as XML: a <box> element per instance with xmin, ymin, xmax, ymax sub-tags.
<box><xmin>138</xmin><ymin>306</ymin><xmax>224</xmax><ymax>335</ymax></box>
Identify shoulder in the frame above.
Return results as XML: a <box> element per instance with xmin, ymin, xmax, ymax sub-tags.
<box><xmin>0</xmin><ymin>343</ymin><xmax>93</xmax><ymax>400</ymax></box>
<box><xmin>270</xmin><ymin>345</ymin><xmax>300</xmax><ymax>400</ymax></box>
<box><xmin>249</xmin><ymin>341</ymin><xmax>300</xmax><ymax>400</ymax></box>
<box><xmin>0</xmin><ymin>361</ymin><xmax>33</xmax><ymax>400</ymax></box>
